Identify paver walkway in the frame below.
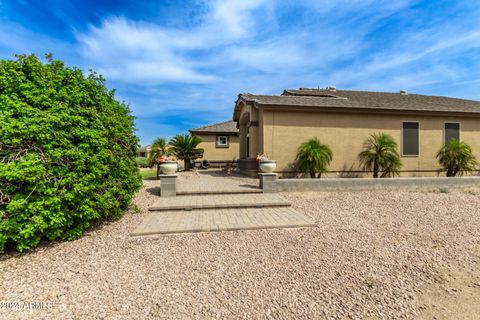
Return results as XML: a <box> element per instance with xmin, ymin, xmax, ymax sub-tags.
<box><xmin>132</xmin><ymin>170</ymin><xmax>316</xmax><ymax>236</ymax></box>
<box><xmin>176</xmin><ymin>170</ymin><xmax>259</xmax><ymax>194</ymax></box>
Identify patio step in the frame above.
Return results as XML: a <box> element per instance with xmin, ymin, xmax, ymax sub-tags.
<box><xmin>132</xmin><ymin>207</ymin><xmax>315</xmax><ymax>236</ymax></box>
<box><xmin>176</xmin><ymin>189</ymin><xmax>262</xmax><ymax>196</ymax></box>
<box><xmin>148</xmin><ymin>193</ymin><xmax>290</xmax><ymax>212</ymax></box>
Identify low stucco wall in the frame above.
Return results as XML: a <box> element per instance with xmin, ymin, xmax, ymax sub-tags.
<box><xmin>262</xmin><ymin>176</ymin><xmax>480</xmax><ymax>192</ymax></box>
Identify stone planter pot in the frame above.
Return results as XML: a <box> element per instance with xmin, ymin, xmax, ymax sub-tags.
<box><xmin>259</xmin><ymin>160</ymin><xmax>276</xmax><ymax>173</ymax></box>
<box><xmin>159</xmin><ymin>161</ymin><xmax>178</xmax><ymax>175</ymax></box>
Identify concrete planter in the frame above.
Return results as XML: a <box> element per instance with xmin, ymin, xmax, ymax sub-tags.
<box><xmin>159</xmin><ymin>161</ymin><xmax>178</xmax><ymax>175</ymax></box>
<box><xmin>259</xmin><ymin>160</ymin><xmax>276</xmax><ymax>173</ymax></box>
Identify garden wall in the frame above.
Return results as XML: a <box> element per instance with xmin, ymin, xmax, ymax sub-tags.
<box><xmin>260</xmin><ymin>175</ymin><xmax>480</xmax><ymax>192</ymax></box>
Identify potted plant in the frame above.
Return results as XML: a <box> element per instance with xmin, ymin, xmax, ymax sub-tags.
<box><xmin>256</xmin><ymin>153</ymin><xmax>276</xmax><ymax>173</ymax></box>
<box><xmin>158</xmin><ymin>155</ymin><xmax>178</xmax><ymax>174</ymax></box>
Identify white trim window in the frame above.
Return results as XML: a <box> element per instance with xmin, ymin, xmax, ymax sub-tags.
<box><xmin>216</xmin><ymin>135</ymin><xmax>229</xmax><ymax>148</ymax></box>
<box><xmin>402</xmin><ymin>121</ymin><xmax>419</xmax><ymax>156</ymax></box>
<box><xmin>444</xmin><ymin>122</ymin><xmax>460</xmax><ymax>144</ymax></box>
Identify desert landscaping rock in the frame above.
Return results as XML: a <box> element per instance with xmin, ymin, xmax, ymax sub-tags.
<box><xmin>1</xmin><ymin>176</ymin><xmax>480</xmax><ymax>319</ymax></box>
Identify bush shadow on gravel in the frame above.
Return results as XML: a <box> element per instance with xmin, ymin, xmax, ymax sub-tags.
<box><xmin>146</xmin><ymin>186</ymin><xmax>160</xmax><ymax>196</ymax></box>
<box><xmin>0</xmin><ymin>214</ymin><xmax>119</xmax><ymax>259</ymax></box>
<box><xmin>142</xmin><ymin>176</ymin><xmax>158</xmax><ymax>181</ymax></box>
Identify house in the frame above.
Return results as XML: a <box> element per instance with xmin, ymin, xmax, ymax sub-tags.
<box><xmin>138</xmin><ymin>145</ymin><xmax>152</xmax><ymax>158</ymax></box>
<box><xmin>233</xmin><ymin>87</ymin><xmax>480</xmax><ymax>177</ymax></box>
<box><xmin>189</xmin><ymin>120</ymin><xmax>240</xmax><ymax>163</ymax></box>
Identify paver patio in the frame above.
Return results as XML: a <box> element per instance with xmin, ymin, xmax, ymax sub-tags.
<box><xmin>131</xmin><ymin>207</ymin><xmax>316</xmax><ymax>236</ymax></box>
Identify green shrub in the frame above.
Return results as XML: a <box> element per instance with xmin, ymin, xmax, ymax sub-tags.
<box><xmin>136</xmin><ymin>157</ymin><xmax>150</xmax><ymax>168</ymax></box>
<box><xmin>358</xmin><ymin>133</ymin><xmax>401</xmax><ymax>178</ymax></box>
<box><xmin>0</xmin><ymin>54</ymin><xmax>142</xmax><ymax>252</ymax></box>
<box><xmin>436</xmin><ymin>139</ymin><xmax>478</xmax><ymax>177</ymax></box>
<box><xmin>296</xmin><ymin>137</ymin><xmax>333</xmax><ymax>178</ymax></box>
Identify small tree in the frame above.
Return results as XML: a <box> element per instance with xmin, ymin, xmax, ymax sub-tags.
<box><xmin>147</xmin><ymin>137</ymin><xmax>168</xmax><ymax>167</ymax></box>
<box><xmin>296</xmin><ymin>138</ymin><xmax>333</xmax><ymax>178</ymax></box>
<box><xmin>436</xmin><ymin>139</ymin><xmax>477</xmax><ymax>177</ymax></box>
<box><xmin>169</xmin><ymin>134</ymin><xmax>204</xmax><ymax>171</ymax></box>
<box><xmin>358</xmin><ymin>133</ymin><xmax>401</xmax><ymax>178</ymax></box>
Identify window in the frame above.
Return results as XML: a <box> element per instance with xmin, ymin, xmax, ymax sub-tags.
<box><xmin>216</xmin><ymin>135</ymin><xmax>229</xmax><ymax>148</ymax></box>
<box><xmin>444</xmin><ymin>123</ymin><xmax>460</xmax><ymax>144</ymax></box>
<box><xmin>402</xmin><ymin>122</ymin><xmax>419</xmax><ymax>156</ymax></box>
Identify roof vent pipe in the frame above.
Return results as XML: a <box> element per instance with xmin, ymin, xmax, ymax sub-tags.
<box><xmin>400</xmin><ymin>90</ymin><xmax>408</xmax><ymax>95</ymax></box>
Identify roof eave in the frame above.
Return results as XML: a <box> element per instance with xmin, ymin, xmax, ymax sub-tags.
<box><xmin>257</xmin><ymin>103</ymin><xmax>480</xmax><ymax>117</ymax></box>
<box><xmin>190</xmin><ymin>130</ymin><xmax>239</xmax><ymax>135</ymax></box>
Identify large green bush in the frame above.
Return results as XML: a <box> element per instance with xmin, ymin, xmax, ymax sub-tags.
<box><xmin>0</xmin><ymin>54</ymin><xmax>142</xmax><ymax>252</ymax></box>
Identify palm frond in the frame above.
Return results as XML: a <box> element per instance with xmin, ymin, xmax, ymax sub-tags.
<box><xmin>147</xmin><ymin>137</ymin><xmax>168</xmax><ymax>167</ymax></box>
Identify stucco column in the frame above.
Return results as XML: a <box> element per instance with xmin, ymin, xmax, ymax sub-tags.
<box><xmin>239</xmin><ymin>123</ymin><xmax>248</xmax><ymax>158</ymax></box>
<box><xmin>248</xmin><ymin>125</ymin><xmax>259</xmax><ymax>157</ymax></box>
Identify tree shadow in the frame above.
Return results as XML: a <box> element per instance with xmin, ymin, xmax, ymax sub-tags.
<box><xmin>337</xmin><ymin>163</ymin><xmax>364</xmax><ymax>178</ymax></box>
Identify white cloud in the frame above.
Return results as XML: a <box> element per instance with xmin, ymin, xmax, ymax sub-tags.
<box><xmin>77</xmin><ymin>1</ymin><xmax>271</xmax><ymax>84</ymax></box>
<box><xmin>77</xmin><ymin>17</ymin><xmax>215</xmax><ymax>83</ymax></box>
<box><xmin>209</xmin><ymin>0</ymin><xmax>270</xmax><ymax>38</ymax></box>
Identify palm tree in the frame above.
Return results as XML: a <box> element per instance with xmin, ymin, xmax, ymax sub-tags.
<box><xmin>436</xmin><ymin>139</ymin><xmax>477</xmax><ymax>177</ymax></box>
<box><xmin>148</xmin><ymin>137</ymin><xmax>169</xmax><ymax>167</ymax></box>
<box><xmin>296</xmin><ymin>138</ymin><xmax>333</xmax><ymax>178</ymax></box>
<box><xmin>358</xmin><ymin>133</ymin><xmax>401</xmax><ymax>178</ymax></box>
<box><xmin>169</xmin><ymin>134</ymin><xmax>204</xmax><ymax>171</ymax></box>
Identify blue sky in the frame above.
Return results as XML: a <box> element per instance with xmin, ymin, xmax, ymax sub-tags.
<box><xmin>1</xmin><ymin>0</ymin><xmax>480</xmax><ymax>145</ymax></box>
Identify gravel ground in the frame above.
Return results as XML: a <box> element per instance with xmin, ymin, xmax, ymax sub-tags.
<box><xmin>1</xmin><ymin>179</ymin><xmax>480</xmax><ymax>319</ymax></box>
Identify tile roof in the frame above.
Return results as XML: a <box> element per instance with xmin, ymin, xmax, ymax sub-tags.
<box><xmin>189</xmin><ymin>120</ymin><xmax>239</xmax><ymax>134</ymax></box>
<box><xmin>139</xmin><ymin>145</ymin><xmax>151</xmax><ymax>151</ymax></box>
<box><xmin>235</xmin><ymin>89</ymin><xmax>480</xmax><ymax>116</ymax></box>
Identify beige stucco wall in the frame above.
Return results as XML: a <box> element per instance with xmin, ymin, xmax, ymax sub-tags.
<box><xmin>196</xmin><ymin>134</ymin><xmax>240</xmax><ymax>161</ymax></box>
<box><xmin>261</xmin><ymin>109</ymin><xmax>480</xmax><ymax>177</ymax></box>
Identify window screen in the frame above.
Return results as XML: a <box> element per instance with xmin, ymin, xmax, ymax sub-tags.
<box><xmin>402</xmin><ymin>122</ymin><xmax>419</xmax><ymax>156</ymax></box>
<box><xmin>444</xmin><ymin>123</ymin><xmax>459</xmax><ymax>144</ymax></box>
